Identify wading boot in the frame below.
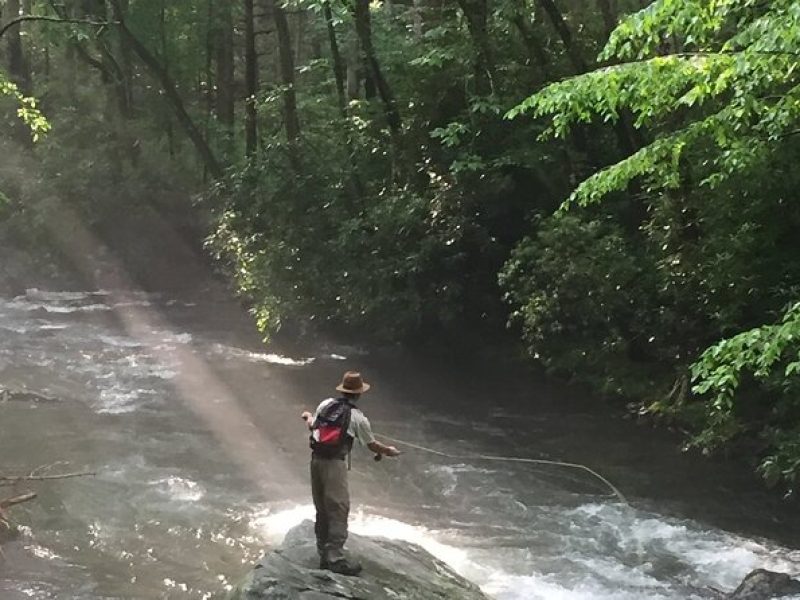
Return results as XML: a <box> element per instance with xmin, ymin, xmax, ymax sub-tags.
<box><xmin>327</xmin><ymin>559</ymin><xmax>362</xmax><ymax>576</ymax></box>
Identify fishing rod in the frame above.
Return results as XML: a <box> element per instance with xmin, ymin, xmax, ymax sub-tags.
<box><xmin>373</xmin><ymin>433</ymin><xmax>628</xmax><ymax>505</ymax></box>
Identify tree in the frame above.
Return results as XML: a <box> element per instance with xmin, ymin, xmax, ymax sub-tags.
<box><xmin>214</xmin><ymin>0</ymin><xmax>235</xmax><ymax>139</ymax></box>
<box><xmin>268</xmin><ymin>0</ymin><xmax>301</xmax><ymax>142</ymax></box>
<box><xmin>5</xmin><ymin>0</ymin><xmax>31</xmax><ymax>92</ymax></box>
<box><xmin>507</xmin><ymin>0</ymin><xmax>800</xmax><ymax>490</ymax></box>
<box><xmin>109</xmin><ymin>0</ymin><xmax>222</xmax><ymax>177</ymax></box>
<box><xmin>455</xmin><ymin>0</ymin><xmax>494</xmax><ymax>95</ymax></box>
<box><xmin>536</xmin><ymin>0</ymin><xmax>588</xmax><ymax>73</ymax></box>
<box><xmin>323</xmin><ymin>0</ymin><xmax>347</xmax><ymax>117</ymax></box>
<box><xmin>351</xmin><ymin>0</ymin><xmax>401</xmax><ymax>133</ymax></box>
<box><xmin>244</xmin><ymin>0</ymin><xmax>258</xmax><ymax>155</ymax></box>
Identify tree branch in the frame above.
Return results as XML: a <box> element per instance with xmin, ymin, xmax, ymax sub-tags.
<box><xmin>0</xmin><ymin>16</ymin><xmax>117</xmax><ymax>40</ymax></box>
<box><xmin>601</xmin><ymin>49</ymin><xmax>800</xmax><ymax>70</ymax></box>
<box><xmin>108</xmin><ymin>0</ymin><xmax>223</xmax><ymax>177</ymax></box>
<box><xmin>677</xmin><ymin>49</ymin><xmax>800</xmax><ymax>58</ymax></box>
<box><xmin>0</xmin><ymin>470</ymin><xmax>95</xmax><ymax>487</ymax></box>
<box><xmin>0</xmin><ymin>492</ymin><xmax>37</xmax><ymax>510</ymax></box>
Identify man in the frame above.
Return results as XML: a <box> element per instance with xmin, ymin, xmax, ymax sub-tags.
<box><xmin>300</xmin><ymin>371</ymin><xmax>400</xmax><ymax>575</ymax></box>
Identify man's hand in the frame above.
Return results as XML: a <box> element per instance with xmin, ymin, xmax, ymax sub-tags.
<box><xmin>300</xmin><ymin>410</ymin><xmax>313</xmax><ymax>421</ymax></box>
<box><xmin>368</xmin><ymin>441</ymin><xmax>401</xmax><ymax>458</ymax></box>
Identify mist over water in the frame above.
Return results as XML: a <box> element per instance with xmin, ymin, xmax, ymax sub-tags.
<box><xmin>1</xmin><ymin>288</ymin><xmax>799</xmax><ymax>599</ymax></box>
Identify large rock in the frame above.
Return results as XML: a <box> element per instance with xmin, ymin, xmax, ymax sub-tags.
<box><xmin>726</xmin><ymin>569</ymin><xmax>800</xmax><ymax>599</ymax></box>
<box><xmin>228</xmin><ymin>520</ymin><xmax>489</xmax><ymax>600</ymax></box>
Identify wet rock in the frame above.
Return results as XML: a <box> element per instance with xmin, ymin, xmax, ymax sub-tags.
<box><xmin>228</xmin><ymin>520</ymin><xmax>488</xmax><ymax>600</ymax></box>
<box><xmin>727</xmin><ymin>569</ymin><xmax>800</xmax><ymax>599</ymax></box>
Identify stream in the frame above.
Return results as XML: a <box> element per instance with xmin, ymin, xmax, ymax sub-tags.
<box><xmin>1</xmin><ymin>286</ymin><xmax>799</xmax><ymax>599</ymax></box>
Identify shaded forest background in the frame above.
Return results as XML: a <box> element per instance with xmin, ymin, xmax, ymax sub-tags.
<box><xmin>1</xmin><ymin>0</ymin><xmax>800</xmax><ymax>492</ymax></box>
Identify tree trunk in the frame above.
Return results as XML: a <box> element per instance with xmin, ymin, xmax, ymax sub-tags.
<box><xmin>509</xmin><ymin>10</ymin><xmax>552</xmax><ymax>81</ymax></box>
<box><xmin>70</xmin><ymin>0</ymin><xmax>132</xmax><ymax>117</ymax></box>
<box><xmin>117</xmin><ymin>0</ymin><xmax>135</xmax><ymax>115</ymax></box>
<box><xmin>596</xmin><ymin>0</ymin><xmax>617</xmax><ymax>40</ymax></box>
<box><xmin>21</xmin><ymin>0</ymin><xmax>32</xmax><ymax>88</ymax></box>
<box><xmin>215</xmin><ymin>0</ymin><xmax>235</xmax><ymax>136</ymax></box>
<box><xmin>158</xmin><ymin>0</ymin><xmax>176</xmax><ymax>158</ymax></box>
<box><xmin>455</xmin><ymin>0</ymin><xmax>494</xmax><ymax>95</ymax></box>
<box><xmin>411</xmin><ymin>0</ymin><xmax>423</xmax><ymax>40</ymax></box>
<box><xmin>323</xmin><ymin>0</ymin><xmax>363</xmax><ymax>199</ymax></box>
<box><xmin>295</xmin><ymin>8</ymin><xmax>306</xmax><ymax>67</ymax></box>
<box><xmin>535</xmin><ymin>0</ymin><xmax>587</xmax><ymax>73</ymax></box>
<box><xmin>6</xmin><ymin>0</ymin><xmax>31</xmax><ymax>92</ymax></box>
<box><xmin>110</xmin><ymin>1</ymin><xmax>223</xmax><ymax>177</ymax></box>
<box><xmin>324</xmin><ymin>1</ymin><xmax>347</xmax><ymax>118</ymax></box>
<box><xmin>205</xmin><ymin>0</ymin><xmax>214</xmax><ymax>144</ymax></box>
<box><xmin>244</xmin><ymin>0</ymin><xmax>258</xmax><ymax>155</ymax></box>
<box><xmin>536</xmin><ymin>0</ymin><xmax>637</xmax><ymax>155</ymax></box>
<box><xmin>351</xmin><ymin>0</ymin><xmax>401</xmax><ymax>133</ymax></box>
<box><xmin>268</xmin><ymin>0</ymin><xmax>300</xmax><ymax>142</ymax></box>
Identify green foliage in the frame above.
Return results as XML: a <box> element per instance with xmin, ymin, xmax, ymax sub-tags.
<box><xmin>0</xmin><ymin>74</ymin><xmax>50</xmax><ymax>140</ymax></box>
<box><xmin>691</xmin><ymin>303</ymin><xmax>800</xmax><ymax>490</ymax></box>
<box><xmin>206</xmin><ymin>0</ymin><xmax>555</xmax><ymax>341</ymax></box>
<box><xmin>207</xmin><ymin>128</ymin><xmax>494</xmax><ymax>340</ymax></box>
<box><xmin>505</xmin><ymin>0</ymin><xmax>800</xmax><ymax>489</ymax></box>
<box><xmin>500</xmin><ymin>214</ymin><xmax>659</xmax><ymax>395</ymax></box>
<box><xmin>509</xmin><ymin>0</ymin><xmax>800</xmax><ymax>209</ymax></box>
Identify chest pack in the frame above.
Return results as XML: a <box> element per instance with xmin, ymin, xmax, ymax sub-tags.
<box><xmin>310</xmin><ymin>398</ymin><xmax>354</xmax><ymax>459</ymax></box>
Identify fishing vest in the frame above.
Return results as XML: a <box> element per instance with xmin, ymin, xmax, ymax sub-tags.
<box><xmin>310</xmin><ymin>398</ymin><xmax>354</xmax><ymax>460</ymax></box>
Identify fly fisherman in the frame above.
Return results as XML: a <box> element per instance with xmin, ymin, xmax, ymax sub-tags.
<box><xmin>300</xmin><ymin>371</ymin><xmax>400</xmax><ymax>575</ymax></box>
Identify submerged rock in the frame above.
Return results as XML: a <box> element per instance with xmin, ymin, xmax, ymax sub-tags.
<box><xmin>726</xmin><ymin>569</ymin><xmax>800</xmax><ymax>599</ymax></box>
<box><xmin>0</xmin><ymin>386</ymin><xmax>59</xmax><ymax>404</ymax></box>
<box><xmin>0</xmin><ymin>522</ymin><xmax>19</xmax><ymax>546</ymax></box>
<box><xmin>228</xmin><ymin>520</ymin><xmax>488</xmax><ymax>600</ymax></box>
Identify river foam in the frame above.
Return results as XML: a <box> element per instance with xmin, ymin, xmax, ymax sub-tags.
<box><xmin>250</xmin><ymin>502</ymin><xmax>800</xmax><ymax>600</ymax></box>
<box><xmin>210</xmin><ymin>343</ymin><xmax>315</xmax><ymax>366</ymax></box>
<box><xmin>252</xmin><ymin>504</ymin><xmax>471</xmax><ymax>573</ymax></box>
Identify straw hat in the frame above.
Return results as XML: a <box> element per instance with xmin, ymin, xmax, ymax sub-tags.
<box><xmin>336</xmin><ymin>371</ymin><xmax>371</xmax><ymax>394</ymax></box>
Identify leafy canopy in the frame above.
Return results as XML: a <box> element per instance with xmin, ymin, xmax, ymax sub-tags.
<box><xmin>507</xmin><ymin>0</ymin><xmax>800</xmax><ymax>491</ymax></box>
<box><xmin>508</xmin><ymin>0</ymin><xmax>800</xmax><ymax>209</ymax></box>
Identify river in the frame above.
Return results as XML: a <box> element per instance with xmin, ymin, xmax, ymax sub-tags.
<box><xmin>1</xmin><ymin>286</ymin><xmax>799</xmax><ymax>599</ymax></box>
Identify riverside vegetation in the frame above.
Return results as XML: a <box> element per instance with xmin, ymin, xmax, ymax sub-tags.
<box><xmin>1</xmin><ymin>0</ymin><xmax>800</xmax><ymax>494</ymax></box>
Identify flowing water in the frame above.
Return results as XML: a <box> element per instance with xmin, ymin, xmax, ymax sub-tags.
<box><xmin>1</xmin><ymin>287</ymin><xmax>799</xmax><ymax>599</ymax></box>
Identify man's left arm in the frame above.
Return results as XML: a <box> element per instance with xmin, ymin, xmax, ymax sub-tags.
<box><xmin>367</xmin><ymin>440</ymin><xmax>401</xmax><ymax>457</ymax></box>
<box><xmin>355</xmin><ymin>413</ymin><xmax>400</xmax><ymax>457</ymax></box>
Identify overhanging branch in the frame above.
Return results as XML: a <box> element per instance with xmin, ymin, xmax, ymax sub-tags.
<box><xmin>0</xmin><ymin>15</ymin><xmax>118</xmax><ymax>40</ymax></box>
<box><xmin>0</xmin><ymin>470</ymin><xmax>95</xmax><ymax>487</ymax></box>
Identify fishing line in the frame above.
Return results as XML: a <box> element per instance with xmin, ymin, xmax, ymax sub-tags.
<box><xmin>375</xmin><ymin>433</ymin><xmax>628</xmax><ymax>505</ymax></box>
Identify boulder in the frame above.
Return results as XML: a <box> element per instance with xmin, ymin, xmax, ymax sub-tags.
<box><xmin>228</xmin><ymin>520</ymin><xmax>489</xmax><ymax>600</ymax></box>
<box><xmin>726</xmin><ymin>569</ymin><xmax>800</xmax><ymax>599</ymax></box>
